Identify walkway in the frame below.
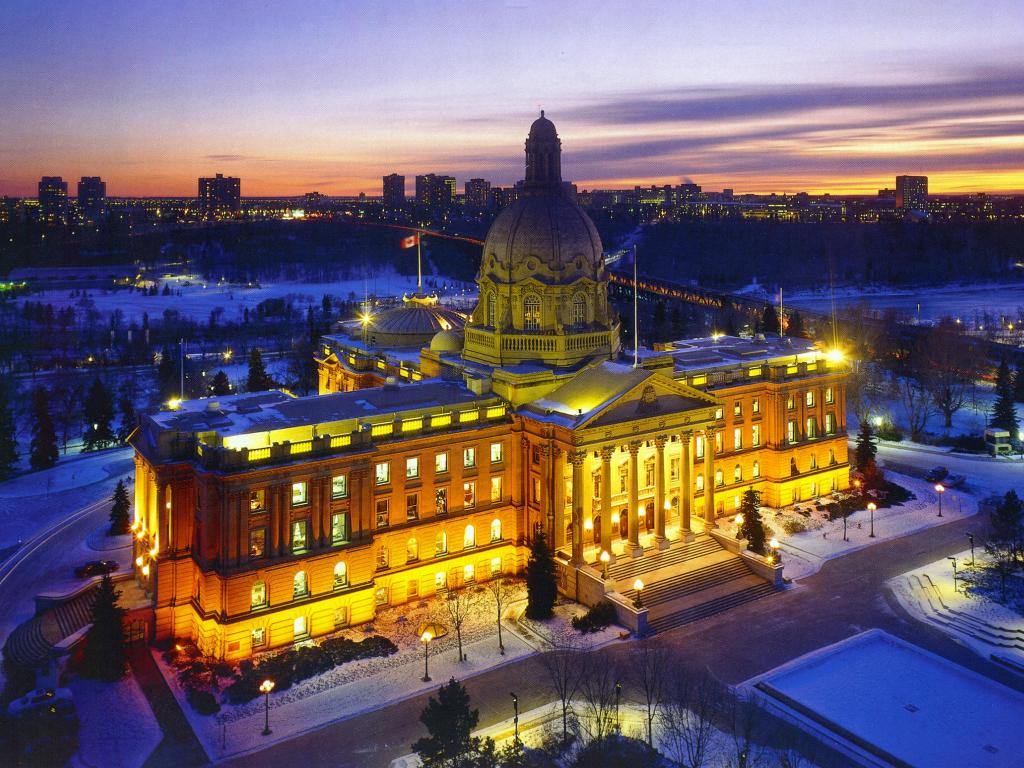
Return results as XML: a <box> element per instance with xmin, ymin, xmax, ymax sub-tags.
<box><xmin>130</xmin><ymin>646</ymin><xmax>208</xmax><ymax>768</ymax></box>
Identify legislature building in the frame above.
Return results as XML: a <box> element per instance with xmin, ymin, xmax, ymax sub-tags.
<box><xmin>130</xmin><ymin>114</ymin><xmax>849</xmax><ymax>658</ymax></box>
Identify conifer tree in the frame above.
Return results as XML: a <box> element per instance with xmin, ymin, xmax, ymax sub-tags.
<box><xmin>83</xmin><ymin>377</ymin><xmax>116</xmax><ymax>450</ymax></box>
<box><xmin>109</xmin><ymin>479</ymin><xmax>131</xmax><ymax>535</ymax></box>
<box><xmin>81</xmin><ymin>574</ymin><xmax>126</xmax><ymax>681</ymax></box>
<box><xmin>787</xmin><ymin>310</ymin><xmax>805</xmax><ymax>338</ymax></box>
<box><xmin>0</xmin><ymin>382</ymin><xmax>18</xmax><ymax>479</ymax></box>
<box><xmin>412</xmin><ymin>677</ymin><xmax>484</xmax><ymax>767</ymax></box>
<box><xmin>29</xmin><ymin>386</ymin><xmax>59</xmax><ymax>471</ymax></box>
<box><xmin>1015</xmin><ymin>361</ymin><xmax>1024</xmax><ymax>404</ymax></box>
<box><xmin>738</xmin><ymin>488</ymin><xmax>767</xmax><ymax>555</ymax></box>
<box><xmin>156</xmin><ymin>346</ymin><xmax>178</xmax><ymax>400</ymax></box>
<box><xmin>854</xmin><ymin>419</ymin><xmax>877</xmax><ymax>473</ymax></box>
<box><xmin>246</xmin><ymin>349</ymin><xmax>275</xmax><ymax>392</ymax></box>
<box><xmin>117</xmin><ymin>388</ymin><xmax>136</xmax><ymax>443</ymax></box>
<box><xmin>209</xmin><ymin>370</ymin><xmax>232</xmax><ymax>396</ymax></box>
<box><xmin>761</xmin><ymin>304</ymin><xmax>780</xmax><ymax>334</ymax></box>
<box><xmin>525</xmin><ymin>530</ymin><xmax>557</xmax><ymax>620</ymax></box>
<box><xmin>990</xmin><ymin>359</ymin><xmax>1019</xmax><ymax>434</ymax></box>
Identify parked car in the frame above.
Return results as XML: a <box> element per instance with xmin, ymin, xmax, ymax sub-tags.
<box><xmin>925</xmin><ymin>466</ymin><xmax>949</xmax><ymax>483</ymax></box>
<box><xmin>940</xmin><ymin>474</ymin><xmax>966</xmax><ymax>489</ymax></box>
<box><xmin>74</xmin><ymin>559</ymin><xmax>119</xmax><ymax>579</ymax></box>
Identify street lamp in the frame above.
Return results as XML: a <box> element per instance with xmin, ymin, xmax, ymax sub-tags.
<box><xmin>420</xmin><ymin>629</ymin><xmax>434</xmax><ymax>682</ymax></box>
<box><xmin>633</xmin><ymin>578</ymin><xmax>645</xmax><ymax>608</ymax></box>
<box><xmin>948</xmin><ymin>556</ymin><xmax>958</xmax><ymax>593</ymax></box>
<box><xmin>853</xmin><ymin>478</ymin><xmax>861</xmax><ymax>495</ymax></box>
<box><xmin>599</xmin><ymin>550</ymin><xmax>610</xmax><ymax>579</ymax></box>
<box><xmin>614</xmin><ymin>681</ymin><xmax>622</xmax><ymax>733</ymax></box>
<box><xmin>260</xmin><ymin>678</ymin><xmax>275</xmax><ymax>736</ymax></box>
<box><xmin>867</xmin><ymin>502</ymin><xmax>877</xmax><ymax>538</ymax></box>
<box><xmin>966</xmin><ymin>532</ymin><xmax>975</xmax><ymax>566</ymax></box>
<box><xmin>935</xmin><ymin>484</ymin><xmax>945</xmax><ymax>517</ymax></box>
<box><xmin>510</xmin><ymin>692</ymin><xmax>520</xmax><ymax>745</ymax></box>
<box><xmin>768</xmin><ymin>538</ymin><xmax>781</xmax><ymax>565</ymax></box>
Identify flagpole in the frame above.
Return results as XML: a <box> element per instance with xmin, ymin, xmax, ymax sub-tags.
<box><xmin>633</xmin><ymin>245</ymin><xmax>639</xmax><ymax>368</ymax></box>
<box><xmin>416</xmin><ymin>230</ymin><xmax>423</xmax><ymax>294</ymax></box>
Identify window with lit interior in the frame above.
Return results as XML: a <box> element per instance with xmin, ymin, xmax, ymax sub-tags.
<box><xmin>523</xmin><ymin>295</ymin><xmax>541</xmax><ymax>330</ymax></box>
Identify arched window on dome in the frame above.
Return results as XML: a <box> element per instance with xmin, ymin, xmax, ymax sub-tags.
<box><xmin>486</xmin><ymin>293</ymin><xmax>496</xmax><ymax>327</ymax></box>
<box><xmin>523</xmin><ymin>295</ymin><xmax>541</xmax><ymax>331</ymax></box>
<box><xmin>572</xmin><ymin>294</ymin><xmax>586</xmax><ymax>327</ymax></box>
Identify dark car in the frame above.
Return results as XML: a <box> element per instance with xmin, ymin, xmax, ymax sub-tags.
<box><xmin>74</xmin><ymin>560</ymin><xmax>119</xmax><ymax>579</ymax></box>
<box><xmin>925</xmin><ymin>466</ymin><xmax>949</xmax><ymax>483</ymax></box>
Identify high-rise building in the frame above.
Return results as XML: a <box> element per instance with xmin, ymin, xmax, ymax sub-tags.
<box><xmin>465</xmin><ymin>178</ymin><xmax>491</xmax><ymax>209</ymax></box>
<box><xmin>77</xmin><ymin>176</ymin><xmax>107</xmax><ymax>225</ymax></box>
<box><xmin>198</xmin><ymin>173</ymin><xmax>241</xmax><ymax>220</ymax></box>
<box><xmin>415</xmin><ymin>174</ymin><xmax>456</xmax><ymax>210</ymax></box>
<box><xmin>895</xmin><ymin>175</ymin><xmax>928</xmax><ymax>211</ymax></box>
<box><xmin>38</xmin><ymin>176</ymin><xmax>69</xmax><ymax>225</ymax></box>
<box><xmin>382</xmin><ymin>174</ymin><xmax>405</xmax><ymax>210</ymax></box>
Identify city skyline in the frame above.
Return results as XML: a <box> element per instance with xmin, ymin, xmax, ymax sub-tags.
<box><xmin>2</xmin><ymin>0</ymin><xmax>1024</xmax><ymax>197</ymax></box>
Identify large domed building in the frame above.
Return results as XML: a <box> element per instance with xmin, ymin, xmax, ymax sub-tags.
<box><xmin>462</xmin><ymin>112</ymin><xmax>621</xmax><ymax>369</ymax></box>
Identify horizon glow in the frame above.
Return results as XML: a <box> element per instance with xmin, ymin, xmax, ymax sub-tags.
<box><xmin>2</xmin><ymin>0</ymin><xmax>1023</xmax><ymax>197</ymax></box>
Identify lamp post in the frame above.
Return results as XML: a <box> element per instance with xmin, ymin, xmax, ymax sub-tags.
<box><xmin>421</xmin><ymin>629</ymin><xmax>434</xmax><ymax>682</ymax></box>
<box><xmin>510</xmin><ymin>692</ymin><xmax>519</xmax><ymax>745</ymax></box>
<box><xmin>260</xmin><ymin>678</ymin><xmax>275</xmax><ymax>736</ymax></box>
<box><xmin>853</xmin><ymin>478</ymin><xmax>861</xmax><ymax>496</ymax></box>
<box><xmin>948</xmin><ymin>556</ymin><xmax>958</xmax><ymax>593</ymax></box>
<box><xmin>614</xmin><ymin>681</ymin><xmax>622</xmax><ymax>733</ymax></box>
<box><xmin>867</xmin><ymin>502</ymin><xmax>877</xmax><ymax>538</ymax></box>
<box><xmin>599</xmin><ymin>550</ymin><xmax>610</xmax><ymax>580</ymax></box>
<box><xmin>935</xmin><ymin>484</ymin><xmax>945</xmax><ymax>517</ymax></box>
<box><xmin>966</xmin><ymin>532</ymin><xmax>975</xmax><ymax>566</ymax></box>
<box><xmin>843</xmin><ymin>509</ymin><xmax>848</xmax><ymax>542</ymax></box>
<box><xmin>768</xmin><ymin>538</ymin><xmax>781</xmax><ymax>565</ymax></box>
<box><xmin>633</xmin><ymin>578</ymin><xmax>645</xmax><ymax>608</ymax></box>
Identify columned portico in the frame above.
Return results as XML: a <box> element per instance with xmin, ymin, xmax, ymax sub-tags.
<box><xmin>552</xmin><ymin>447</ymin><xmax>566</xmax><ymax>549</ymax></box>
<box><xmin>703</xmin><ymin>427</ymin><xmax>717</xmax><ymax>526</ymax></box>
<box><xmin>679</xmin><ymin>430</ymin><xmax>694</xmax><ymax>541</ymax></box>
<box><xmin>570</xmin><ymin>449</ymin><xmax>585</xmax><ymax>565</ymax></box>
<box><xmin>653</xmin><ymin>435</ymin><xmax>668</xmax><ymax>549</ymax></box>
<box><xmin>627</xmin><ymin>441</ymin><xmax>642</xmax><ymax>557</ymax></box>
<box><xmin>599</xmin><ymin>446</ymin><xmax>614</xmax><ymax>558</ymax></box>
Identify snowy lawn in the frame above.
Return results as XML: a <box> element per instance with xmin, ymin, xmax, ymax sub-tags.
<box><xmin>516</xmin><ymin>599</ymin><xmax>626</xmax><ymax>650</ymax></box>
<box><xmin>154</xmin><ymin>582</ymin><xmax>624</xmax><ymax>761</ymax></box>
<box><xmin>0</xmin><ymin>447</ymin><xmax>132</xmax><ymax>501</ymax></box>
<box><xmin>68</xmin><ymin>672</ymin><xmax>163</xmax><ymax>768</ymax></box>
<box><xmin>748</xmin><ymin>629</ymin><xmax>1024</xmax><ymax>768</ymax></box>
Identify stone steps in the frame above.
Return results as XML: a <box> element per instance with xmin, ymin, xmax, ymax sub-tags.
<box><xmin>649</xmin><ymin>581</ymin><xmax>778</xmax><ymax>634</ymax></box>
<box><xmin>607</xmin><ymin>537</ymin><xmax>720</xmax><ymax>581</ymax></box>
<box><xmin>620</xmin><ymin>558</ymin><xmax>752</xmax><ymax>607</ymax></box>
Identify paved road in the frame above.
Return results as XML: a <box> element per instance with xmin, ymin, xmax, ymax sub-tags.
<box><xmin>878</xmin><ymin>440</ymin><xmax>1024</xmax><ymax>496</ymax></box>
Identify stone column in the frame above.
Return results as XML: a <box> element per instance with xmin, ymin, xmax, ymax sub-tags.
<box><xmin>627</xmin><ymin>441</ymin><xmax>642</xmax><ymax>557</ymax></box>
<box><xmin>570</xmin><ymin>449</ymin><xmax>586</xmax><ymax>565</ymax></box>
<box><xmin>600</xmin><ymin>446</ymin><xmax>614</xmax><ymax>559</ymax></box>
<box><xmin>703</xmin><ymin>427</ymin><xmax>717</xmax><ymax>526</ymax></box>
<box><xmin>552</xmin><ymin>448</ymin><xmax>566</xmax><ymax>550</ymax></box>
<box><xmin>680</xmin><ymin>430</ymin><xmax>694</xmax><ymax>541</ymax></box>
<box><xmin>654</xmin><ymin>435</ymin><xmax>669</xmax><ymax>549</ymax></box>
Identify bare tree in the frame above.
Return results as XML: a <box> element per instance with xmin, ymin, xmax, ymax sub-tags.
<box><xmin>630</xmin><ymin>642</ymin><xmax>670</xmax><ymax>747</ymax></box>
<box><xmin>845</xmin><ymin>361</ymin><xmax>880</xmax><ymax>425</ymax></box>
<box><xmin>659</xmin><ymin>668</ymin><xmax>718</xmax><ymax>768</ymax></box>
<box><xmin>725</xmin><ymin>691</ymin><xmax>769</xmax><ymax>768</ymax></box>
<box><xmin>917</xmin><ymin>318</ymin><xmax>977</xmax><ymax>429</ymax></box>
<box><xmin>578</xmin><ymin>653</ymin><xmax>620</xmax><ymax>745</ymax></box>
<box><xmin>486</xmin><ymin>577</ymin><xmax>516</xmax><ymax>655</ymax></box>
<box><xmin>538</xmin><ymin>637</ymin><xmax>589</xmax><ymax>744</ymax></box>
<box><xmin>441</xmin><ymin>586</ymin><xmax>479</xmax><ymax>662</ymax></box>
<box><xmin>894</xmin><ymin>373</ymin><xmax>934</xmax><ymax>442</ymax></box>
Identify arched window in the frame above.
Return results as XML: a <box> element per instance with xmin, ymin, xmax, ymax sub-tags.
<box><xmin>523</xmin><ymin>295</ymin><xmax>541</xmax><ymax>330</ymax></box>
<box><xmin>293</xmin><ymin>570</ymin><xmax>308</xmax><ymax>598</ymax></box>
<box><xmin>487</xmin><ymin>293</ymin><xmax>497</xmax><ymax>327</ymax></box>
<box><xmin>696</xmin><ymin>473</ymin><xmax>705</xmax><ymax>491</ymax></box>
<box><xmin>333</xmin><ymin>562</ymin><xmax>348</xmax><ymax>589</ymax></box>
<box><xmin>251</xmin><ymin>580</ymin><xmax>267</xmax><ymax>609</ymax></box>
<box><xmin>464</xmin><ymin>524</ymin><xmax>476</xmax><ymax>549</ymax></box>
<box><xmin>734</xmin><ymin>464</ymin><xmax>742</xmax><ymax>482</ymax></box>
<box><xmin>572</xmin><ymin>294</ymin><xmax>586</xmax><ymax>326</ymax></box>
<box><xmin>407</xmin><ymin>537</ymin><xmax>419</xmax><ymax>562</ymax></box>
<box><xmin>490</xmin><ymin>518</ymin><xmax>501</xmax><ymax>541</ymax></box>
<box><xmin>752</xmin><ymin>460</ymin><xmax>760</xmax><ymax>478</ymax></box>
<box><xmin>828</xmin><ymin>448</ymin><xmax>836</xmax><ymax>465</ymax></box>
<box><xmin>715</xmin><ymin>469</ymin><xmax>724</xmax><ymax>487</ymax></box>
<box><xmin>435</xmin><ymin>531</ymin><xmax>448</xmax><ymax>556</ymax></box>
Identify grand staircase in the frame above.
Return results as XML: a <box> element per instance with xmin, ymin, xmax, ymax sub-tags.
<box><xmin>4</xmin><ymin>586</ymin><xmax>98</xmax><ymax>670</ymax></box>
<box><xmin>608</xmin><ymin>535</ymin><xmax>779</xmax><ymax>635</ymax></box>
<box><xmin>906</xmin><ymin>573</ymin><xmax>1024</xmax><ymax>653</ymax></box>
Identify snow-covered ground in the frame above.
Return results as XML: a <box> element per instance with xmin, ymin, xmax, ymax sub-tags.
<box><xmin>157</xmin><ymin>586</ymin><xmax>627</xmax><ymax>762</ymax></box>
<box><xmin>69</xmin><ymin>673</ymin><xmax>163</xmax><ymax>768</ymax></box>
<box><xmin>749</xmin><ymin>629</ymin><xmax>1024</xmax><ymax>768</ymax></box>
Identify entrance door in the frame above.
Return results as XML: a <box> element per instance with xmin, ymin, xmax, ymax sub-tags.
<box><xmin>618</xmin><ymin>509</ymin><xmax>628</xmax><ymax>540</ymax></box>
<box><xmin>593</xmin><ymin>515</ymin><xmax>601</xmax><ymax>548</ymax></box>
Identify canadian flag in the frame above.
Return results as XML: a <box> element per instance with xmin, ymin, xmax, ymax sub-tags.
<box><xmin>401</xmin><ymin>234</ymin><xmax>419</xmax><ymax>249</ymax></box>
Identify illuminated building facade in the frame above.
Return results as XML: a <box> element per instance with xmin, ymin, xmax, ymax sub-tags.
<box><xmin>38</xmin><ymin>176</ymin><xmax>69</xmax><ymax>225</ymax></box>
<box><xmin>77</xmin><ymin>176</ymin><xmax>107</xmax><ymax>225</ymax></box>
<box><xmin>415</xmin><ymin>174</ymin><xmax>455</xmax><ymax>210</ymax></box>
<box><xmin>465</xmin><ymin>178</ymin><xmax>492</xmax><ymax>209</ymax></box>
<box><xmin>896</xmin><ymin>175</ymin><xmax>928</xmax><ymax>212</ymax></box>
<box><xmin>382</xmin><ymin>173</ymin><xmax>405</xmax><ymax>210</ymax></box>
<box><xmin>198</xmin><ymin>173</ymin><xmax>241</xmax><ymax>220</ymax></box>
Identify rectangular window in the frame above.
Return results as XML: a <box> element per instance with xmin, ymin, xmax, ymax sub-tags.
<box><xmin>463</xmin><ymin>481</ymin><xmax>476</xmax><ymax>509</ymax></box>
<box><xmin>670</xmin><ymin>457</ymin><xmax>679</xmax><ymax>482</ymax></box>
<box><xmin>825</xmin><ymin>413</ymin><xmax>836</xmax><ymax>434</ymax></box>
<box><xmin>249</xmin><ymin>489</ymin><xmax>266</xmax><ymax>513</ymax></box>
<box><xmin>752</xmin><ymin>398</ymin><xmax>760</xmax><ymax>414</ymax></box>
<box><xmin>644</xmin><ymin>460</ymin><xmax>655</xmax><ymax>488</ymax></box>
<box><xmin>464</xmin><ymin>447</ymin><xmax>476</xmax><ymax>468</ymax></box>
<box><xmin>733</xmin><ymin>401</ymin><xmax>742</xmax><ymax>417</ymax></box>
<box><xmin>490</xmin><ymin>442</ymin><xmax>503</xmax><ymax>463</ymax></box>
<box><xmin>406</xmin><ymin>456</ymin><xmax>419</xmax><ymax>479</ymax></box>
<box><xmin>714</xmin><ymin>407</ymin><xmax>724</xmax><ymax>420</ymax></box>
<box><xmin>696</xmin><ymin>435</ymin><xmax>705</xmax><ymax>459</ymax></box>
<box><xmin>291</xmin><ymin>520</ymin><xmax>308</xmax><ymax>554</ymax></box>
<box><xmin>619</xmin><ymin>466</ymin><xmax>628</xmax><ymax>494</ymax></box>
<box><xmin>331</xmin><ymin>475</ymin><xmax>348</xmax><ymax>499</ymax></box>
<box><xmin>408</xmin><ymin>579</ymin><xmax>419</xmax><ymax>599</ymax></box>
<box><xmin>532</xmin><ymin>477</ymin><xmax>541</xmax><ymax>503</ymax></box>
<box><xmin>491</xmin><ymin>556</ymin><xmax>502</xmax><ymax>576</ymax></box>
<box><xmin>374</xmin><ymin>586</ymin><xmax>388</xmax><ymax>605</ymax></box>
<box><xmin>733</xmin><ymin>427</ymin><xmax>742</xmax><ymax>451</ymax></box>
<box><xmin>714</xmin><ymin>432</ymin><xmax>722</xmax><ymax>454</ymax></box>
<box><xmin>825</xmin><ymin>387</ymin><xmax>834</xmax><ymax>405</ymax></box>
<box><xmin>376</xmin><ymin>499</ymin><xmax>390</xmax><ymax>528</ymax></box>
<box><xmin>532</xmin><ymin>447</ymin><xmax>541</xmax><ymax>465</ymax></box>
<box><xmin>787</xmin><ymin>395</ymin><xmax>795</xmax><ymax>411</ymax></box>
<box><xmin>435</xmin><ymin>487</ymin><xmax>448</xmax><ymax>515</ymax></box>
<box><xmin>375</xmin><ymin>462</ymin><xmax>390</xmax><ymax>485</ymax></box>
<box><xmin>291</xmin><ymin>481</ymin><xmax>308</xmax><ymax>507</ymax></box>
<box><xmin>251</xmin><ymin>582</ymin><xmax>267</xmax><ymax>609</ymax></box>
<box><xmin>406</xmin><ymin>493</ymin><xmax>419</xmax><ymax>520</ymax></box>
<box><xmin>752</xmin><ymin>424</ymin><xmax>761</xmax><ymax>447</ymax></box>
<box><xmin>435</xmin><ymin>571</ymin><xmax>446</xmax><ymax>589</ymax></box>
<box><xmin>788</xmin><ymin>420</ymin><xmax>797</xmax><ymax>444</ymax></box>
<box><xmin>249</xmin><ymin>527</ymin><xmax>266</xmax><ymax>559</ymax></box>
<box><xmin>251</xmin><ymin>627</ymin><xmax>266</xmax><ymax>648</ymax></box>
<box><xmin>435</xmin><ymin>452</ymin><xmax>448</xmax><ymax>474</ymax></box>
<box><xmin>490</xmin><ymin>476</ymin><xmax>502</xmax><ymax>503</ymax></box>
<box><xmin>806</xmin><ymin>390</ymin><xmax>815</xmax><ymax>407</ymax></box>
<box><xmin>806</xmin><ymin>417</ymin><xmax>818</xmax><ymax>439</ymax></box>
<box><xmin>331</xmin><ymin>513</ymin><xmax>349</xmax><ymax>545</ymax></box>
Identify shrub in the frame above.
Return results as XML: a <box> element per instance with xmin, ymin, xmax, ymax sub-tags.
<box><xmin>782</xmin><ymin>518</ymin><xmax>807</xmax><ymax>535</ymax></box>
<box><xmin>940</xmin><ymin>434</ymin><xmax>987</xmax><ymax>453</ymax></box>
<box><xmin>571</xmin><ymin>600</ymin><xmax>617</xmax><ymax>634</ymax></box>
<box><xmin>876</xmin><ymin>422</ymin><xmax>904</xmax><ymax>442</ymax></box>
<box><xmin>185</xmin><ymin>685</ymin><xmax>220</xmax><ymax>716</ymax></box>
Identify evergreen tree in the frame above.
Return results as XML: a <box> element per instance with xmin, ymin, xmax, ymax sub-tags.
<box><xmin>761</xmin><ymin>304</ymin><xmax>780</xmax><ymax>334</ymax></box>
<box><xmin>1015</xmin><ymin>361</ymin><xmax>1024</xmax><ymax>404</ymax></box>
<box><xmin>83</xmin><ymin>377</ymin><xmax>116</xmax><ymax>450</ymax></box>
<box><xmin>81</xmin><ymin>574</ymin><xmax>126</xmax><ymax>681</ymax></box>
<box><xmin>29</xmin><ymin>386</ymin><xmax>59</xmax><ymax>470</ymax></box>
<box><xmin>854</xmin><ymin>419</ymin><xmax>877</xmax><ymax>473</ymax></box>
<box><xmin>787</xmin><ymin>310</ymin><xmax>805</xmax><ymax>338</ymax></box>
<box><xmin>157</xmin><ymin>346</ymin><xmax>178</xmax><ymax>400</ymax></box>
<box><xmin>322</xmin><ymin>293</ymin><xmax>332</xmax><ymax>318</ymax></box>
<box><xmin>990</xmin><ymin>359</ymin><xmax>1019</xmax><ymax>434</ymax></box>
<box><xmin>246</xmin><ymin>349</ymin><xmax>275</xmax><ymax>392</ymax></box>
<box><xmin>738</xmin><ymin>488</ymin><xmax>767</xmax><ymax>555</ymax></box>
<box><xmin>117</xmin><ymin>387</ymin><xmax>136</xmax><ymax>443</ymax></box>
<box><xmin>209</xmin><ymin>370</ymin><xmax>232</xmax><ymax>396</ymax></box>
<box><xmin>0</xmin><ymin>382</ymin><xmax>18</xmax><ymax>479</ymax></box>
<box><xmin>109</xmin><ymin>479</ymin><xmax>131</xmax><ymax>535</ymax></box>
<box><xmin>411</xmin><ymin>677</ymin><xmax>484</xmax><ymax>767</ymax></box>
<box><xmin>525</xmin><ymin>530</ymin><xmax>557</xmax><ymax>620</ymax></box>
<box><xmin>990</xmin><ymin>489</ymin><xmax>1023</xmax><ymax>558</ymax></box>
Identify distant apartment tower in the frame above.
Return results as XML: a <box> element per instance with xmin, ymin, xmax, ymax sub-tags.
<box><xmin>382</xmin><ymin>174</ymin><xmax>405</xmax><ymax>209</ymax></box>
<box><xmin>77</xmin><ymin>176</ymin><xmax>107</xmax><ymax>225</ymax></box>
<box><xmin>465</xmin><ymin>178</ymin><xmax>491</xmax><ymax>209</ymax></box>
<box><xmin>895</xmin><ymin>175</ymin><xmax>928</xmax><ymax>211</ymax></box>
<box><xmin>415</xmin><ymin>174</ymin><xmax>455</xmax><ymax>210</ymax></box>
<box><xmin>38</xmin><ymin>176</ymin><xmax>69</xmax><ymax>225</ymax></box>
<box><xmin>198</xmin><ymin>173</ymin><xmax>241</xmax><ymax>220</ymax></box>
